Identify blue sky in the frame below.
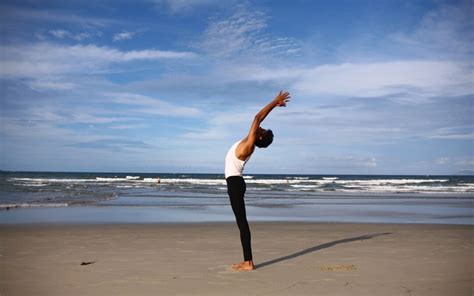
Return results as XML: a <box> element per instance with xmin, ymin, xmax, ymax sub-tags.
<box><xmin>1</xmin><ymin>0</ymin><xmax>473</xmax><ymax>175</ymax></box>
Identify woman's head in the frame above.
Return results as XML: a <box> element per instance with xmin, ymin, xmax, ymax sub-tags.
<box><xmin>255</xmin><ymin>127</ymin><xmax>274</xmax><ymax>148</ymax></box>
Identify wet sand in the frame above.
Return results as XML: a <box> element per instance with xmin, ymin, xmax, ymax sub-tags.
<box><xmin>1</xmin><ymin>222</ymin><xmax>472</xmax><ymax>295</ymax></box>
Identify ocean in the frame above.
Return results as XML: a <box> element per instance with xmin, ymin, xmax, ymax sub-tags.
<box><xmin>1</xmin><ymin>172</ymin><xmax>473</xmax><ymax>224</ymax></box>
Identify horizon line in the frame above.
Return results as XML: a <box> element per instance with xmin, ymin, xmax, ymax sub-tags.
<box><xmin>1</xmin><ymin>170</ymin><xmax>472</xmax><ymax>177</ymax></box>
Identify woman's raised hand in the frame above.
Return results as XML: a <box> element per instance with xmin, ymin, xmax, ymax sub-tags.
<box><xmin>274</xmin><ymin>90</ymin><xmax>291</xmax><ymax>107</ymax></box>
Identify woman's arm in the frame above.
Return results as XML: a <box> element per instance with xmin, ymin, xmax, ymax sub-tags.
<box><xmin>253</xmin><ymin>90</ymin><xmax>290</xmax><ymax>128</ymax></box>
<box><xmin>236</xmin><ymin>91</ymin><xmax>290</xmax><ymax>158</ymax></box>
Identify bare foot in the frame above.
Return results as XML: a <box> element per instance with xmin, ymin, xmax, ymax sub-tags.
<box><xmin>231</xmin><ymin>260</ymin><xmax>255</xmax><ymax>271</ymax></box>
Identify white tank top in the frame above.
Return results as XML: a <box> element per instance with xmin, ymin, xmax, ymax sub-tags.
<box><xmin>225</xmin><ymin>140</ymin><xmax>251</xmax><ymax>179</ymax></box>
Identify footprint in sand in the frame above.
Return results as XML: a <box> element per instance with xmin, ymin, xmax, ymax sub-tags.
<box><xmin>209</xmin><ymin>264</ymin><xmax>246</xmax><ymax>279</ymax></box>
<box><xmin>320</xmin><ymin>264</ymin><xmax>357</xmax><ymax>271</ymax></box>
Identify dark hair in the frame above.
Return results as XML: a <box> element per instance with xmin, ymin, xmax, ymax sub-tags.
<box><xmin>255</xmin><ymin>129</ymin><xmax>274</xmax><ymax>148</ymax></box>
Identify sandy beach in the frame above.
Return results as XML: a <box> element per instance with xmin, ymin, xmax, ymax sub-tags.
<box><xmin>1</xmin><ymin>222</ymin><xmax>472</xmax><ymax>296</ymax></box>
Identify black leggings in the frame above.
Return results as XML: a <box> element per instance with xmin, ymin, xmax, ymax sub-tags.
<box><xmin>226</xmin><ymin>176</ymin><xmax>252</xmax><ymax>261</ymax></box>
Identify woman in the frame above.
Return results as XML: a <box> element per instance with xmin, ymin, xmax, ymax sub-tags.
<box><xmin>224</xmin><ymin>90</ymin><xmax>291</xmax><ymax>271</ymax></box>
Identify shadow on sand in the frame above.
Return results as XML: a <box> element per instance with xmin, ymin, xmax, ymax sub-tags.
<box><xmin>255</xmin><ymin>232</ymin><xmax>392</xmax><ymax>269</ymax></box>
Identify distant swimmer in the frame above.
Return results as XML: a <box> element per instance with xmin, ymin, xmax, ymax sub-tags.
<box><xmin>156</xmin><ymin>177</ymin><xmax>161</xmax><ymax>184</ymax></box>
<box><xmin>224</xmin><ymin>90</ymin><xmax>291</xmax><ymax>271</ymax></box>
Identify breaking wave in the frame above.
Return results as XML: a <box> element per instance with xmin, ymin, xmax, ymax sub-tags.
<box><xmin>7</xmin><ymin>175</ymin><xmax>473</xmax><ymax>193</ymax></box>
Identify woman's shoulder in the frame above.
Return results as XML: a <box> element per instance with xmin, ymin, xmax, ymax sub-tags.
<box><xmin>235</xmin><ymin>138</ymin><xmax>254</xmax><ymax>160</ymax></box>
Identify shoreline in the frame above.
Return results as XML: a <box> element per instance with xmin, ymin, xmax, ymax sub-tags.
<box><xmin>1</xmin><ymin>221</ymin><xmax>472</xmax><ymax>295</ymax></box>
<box><xmin>1</xmin><ymin>219</ymin><xmax>473</xmax><ymax>227</ymax></box>
<box><xmin>1</xmin><ymin>203</ymin><xmax>472</xmax><ymax>225</ymax></box>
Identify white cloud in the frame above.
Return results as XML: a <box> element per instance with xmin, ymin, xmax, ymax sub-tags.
<box><xmin>436</xmin><ymin>157</ymin><xmax>449</xmax><ymax>165</ymax></box>
<box><xmin>27</xmin><ymin>80</ymin><xmax>77</xmax><ymax>91</ymax></box>
<box><xmin>223</xmin><ymin>60</ymin><xmax>473</xmax><ymax>100</ymax></box>
<box><xmin>106</xmin><ymin>92</ymin><xmax>202</xmax><ymax>117</ymax></box>
<box><xmin>34</xmin><ymin>33</ymin><xmax>46</xmax><ymax>40</ymax></box>
<box><xmin>391</xmin><ymin>2</ymin><xmax>474</xmax><ymax>57</ymax></box>
<box><xmin>151</xmin><ymin>0</ymin><xmax>223</xmax><ymax>14</ymax></box>
<box><xmin>121</xmin><ymin>49</ymin><xmax>195</xmax><ymax>60</ymax></box>
<box><xmin>2</xmin><ymin>119</ymin><xmax>109</xmax><ymax>143</ymax></box>
<box><xmin>108</xmin><ymin>124</ymin><xmax>149</xmax><ymax>129</ymax></box>
<box><xmin>49</xmin><ymin>29</ymin><xmax>72</xmax><ymax>38</ymax></box>
<box><xmin>3</xmin><ymin>5</ymin><xmax>113</xmax><ymax>28</ymax></box>
<box><xmin>428</xmin><ymin>126</ymin><xmax>474</xmax><ymax>140</ymax></box>
<box><xmin>181</xmin><ymin>109</ymin><xmax>251</xmax><ymax>141</ymax></box>
<box><xmin>8</xmin><ymin>89</ymin><xmax>202</xmax><ymax>129</ymax></box>
<box><xmin>72</xmin><ymin>139</ymin><xmax>152</xmax><ymax>151</ymax></box>
<box><xmin>194</xmin><ymin>2</ymin><xmax>473</xmax><ymax>102</ymax></box>
<box><xmin>113</xmin><ymin>31</ymin><xmax>135</xmax><ymax>41</ymax></box>
<box><xmin>434</xmin><ymin>156</ymin><xmax>474</xmax><ymax>170</ymax></box>
<box><xmin>310</xmin><ymin>155</ymin><xmax>378</xmax><ymax>170</ymax></box>
<box><xmin>74</xmin><ymin>32</ymin><xmax>91</xmax><ymax>41</ymax></box>
<box><xmin>198</xmin><ymin>5</ymin><xmax>300</xmax><ymax>58</ymax></box>
<box><xmin>23</xmin><ymin>105</ymin><xmax>131</xmax><ymax>125</ymax></box>
<box><xmin>0</xmin><ymin>43</ymin><xmax>197</xmax><ymax>78</ymax></box>
<box><xmin>293</xmin><ymin>61</ymin><xmax>473</xmax><ymax>99</ymax></box>
<box><xmin>455</xmin><ymin>158</ymin><xmax>474</xmax><ymax>168</ymax></box>
<box><xmin>48</xmin><ymin>29</ymin><xmax>93</xmax><ymax>41</ymax></box>
<box><xmin>430</xmin><ymin>133</ymin><xmax>474</xmax><ymax>140</ymax></box>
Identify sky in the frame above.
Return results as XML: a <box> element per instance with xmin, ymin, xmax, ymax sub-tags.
<box><xmin>0</xmin><ymin>0</ymin><xmax>473</xmax><ymax>175</ymax></box>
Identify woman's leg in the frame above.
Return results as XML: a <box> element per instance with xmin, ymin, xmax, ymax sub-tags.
<box><xmin>226</xmin><ymin>176</ymin><xmax>252</xmax><ymax>261</ymax></box>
